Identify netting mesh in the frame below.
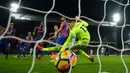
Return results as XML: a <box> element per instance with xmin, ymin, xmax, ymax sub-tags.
<box><xmin>0</xmin><ymin>0</ymin><xmax>130</xmax><ymax>73</ymax></box>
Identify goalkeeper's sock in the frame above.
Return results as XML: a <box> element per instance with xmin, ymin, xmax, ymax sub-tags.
<box><xmin>78</xmin><ymin>50</ymin><xmax>94</xmax><ymax>63</ymax></box>
<box><xmin>78</xmin><ymin>50</ymin><xmax>90</xmax><ymax>58</ymax></box>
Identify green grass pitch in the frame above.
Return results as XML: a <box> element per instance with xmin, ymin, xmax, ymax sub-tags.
<box><xmin>0</xmin><ymin>55</ymin><xmax>129</xmax><ymax>73</ymax></box>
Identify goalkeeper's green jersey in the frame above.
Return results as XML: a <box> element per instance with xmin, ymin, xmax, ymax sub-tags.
<box><xmin>60</xmin><ymin>20</ymin><xmax>90</xmax><ymax>52</ymax></box>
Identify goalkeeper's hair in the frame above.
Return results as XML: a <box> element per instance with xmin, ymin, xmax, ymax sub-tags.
<box><xmin>67</xmin><ymin>19</ymin><xmax>76</xmax><ymax>23</ymax></box>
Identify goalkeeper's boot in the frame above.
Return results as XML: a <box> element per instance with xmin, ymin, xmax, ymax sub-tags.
<box><xmin>88</xmin><ymin>56</ymin><xmax>94</xmax><ymax>63</ymax></box>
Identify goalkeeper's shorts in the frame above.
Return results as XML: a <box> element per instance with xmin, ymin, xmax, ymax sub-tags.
<box><xmin>69</xmin><ymin>38</ymin><xmax>90</xmax><ymax>50</ymax></box>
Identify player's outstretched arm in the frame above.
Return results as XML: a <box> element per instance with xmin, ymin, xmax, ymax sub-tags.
<box><xmin>49</xmin><ymin>32</ymin><xmax>54</xmax><ymax>35</ymax></box>
<box><xmin>76</xmin><ymin>16</ymin><xmax>83</xmax><ymax>22</ymax></box>
<box><xmin>48</xmin><ymin>35</ymin><xmax>55</xmax><ymax>40</ymax></box>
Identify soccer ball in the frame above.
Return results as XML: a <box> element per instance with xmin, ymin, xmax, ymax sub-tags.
<box><xmin>54</xmin><ymin>50</ymin><xmax>77</xmax><ymax>72</ymax></box>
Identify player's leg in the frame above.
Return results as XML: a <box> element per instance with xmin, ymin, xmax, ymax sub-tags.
<box><xmin>76</xmin><ymin>49</ymin><xmax>94</xmax><ymax>63</ymax></box>
<box><xmin>22</xmin><ymin>45</ymin><xmax>28</xmax><ymax>59</ymax></box>
<box><xmin>36</xmin><ymin>43</ymin><xmax>44</xmax><ymax>60</ymax></box>
<box><xmin>22</xmin><ymin>50</ymin><xmax>26</xmax><ymax>59</ymax></box>
<box><xmin>70</xmin><ymin>45</ymin><xmax>90</xmax><ymax>58</ymax></box>
<box><xmin>17</xmin><ymin>52</ymin><xmax>21</xmax><ymax>58</ymax></box>
<box><xmin>36</xmin><ymin>50</ymin><xmax>39</xmax><ymax>60</ymax></box>
<box><xmin>0</xmin><ymin>40</ymin><xmax>2</xmax><ymax>55</ymax></box>
<box><xmin>37</xmin><ymin>44</ymin><xmax>61</xmax><ymax>52</ymax></box>
<box><xmin>39</xmin><ymin>43</ymin><xmax>44</xmax><ymax>60</ymax></box>
<box><xmin>77</xmin><ymin>50</ymin><xmax>90</xmax><ymax>58</ymax></box>
<box><xmin>34</xmin><ymin>39</ymin><xmax>40</xmax><ymax>60</ymax></box>
<box><xmin>14</xmin><ymin>45</ymin><xmax>20</xmax><ymax>58</ymax></box>
<box><xmin>74</xmin><ymin>39</ymin><xmax>94</xmax><ymax>63</ymax></box>
<box><xmin>36</xmin><ymin>44</ymin><xmax>61</xmax><ymax>60</ymax></box>
<box><xmin>39</xmin><ymin>36</ymin><xmax>66</xmax><ymax>52</ymax></box>
<box><xmin>4</xmin><ymin>40</ymin><xmax>10</xmax><ymax>59</ymax></box>
<box><xmin>39</xmin><ymin>51</ymin><xmax>44</xmax><ymax>60</ymax></box>
<box><xmin>17</xmin><ymin>45</ymin><xmax>24</xmax><ymax>58</ymax></box>
<box><xmin>25</xmin><ymin>44</ymin><xmax>31</xmax><ymax>57</ymax></box>
<box><xmin>37</xmin><ymin>36</ymin><xmax>63</xmax><ymax>52</ymax></box>
<box><xmin>17</xmin><ymin>48</ymin><xmax>23</xmax><ymax>58</ymax></box>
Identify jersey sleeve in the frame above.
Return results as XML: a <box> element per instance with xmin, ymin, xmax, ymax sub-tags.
<box><xmin>60</xmin><ymin>23</ymin><xmax>65</xmax><ymax>31</ymax></box>
<box><xmin>60</xmin><ymin>21</ymin><xmax>67</xmax><ymax>30</ymax></box>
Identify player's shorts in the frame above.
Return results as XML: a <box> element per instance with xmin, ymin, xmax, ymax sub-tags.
<box><xmin>56</xmin><ymin>36</ymin><xmax>68</xmax><ymax>45</ymax></box>
<box><xmin>75</xmin><ymin>38</ymin><xmax>90</xmax><ymax>45</ymax></box>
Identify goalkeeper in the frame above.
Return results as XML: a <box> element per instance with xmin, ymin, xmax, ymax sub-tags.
<box><xmin>37</xmin><ymin>16</ymin><xmax>94</xmax><ymax>63</ymax></box>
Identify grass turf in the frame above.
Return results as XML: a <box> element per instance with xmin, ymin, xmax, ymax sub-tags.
<box><xmin>0</xmin><ymin>55</ymin><xmax>130</xmax><ymax>73</ymax></box>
